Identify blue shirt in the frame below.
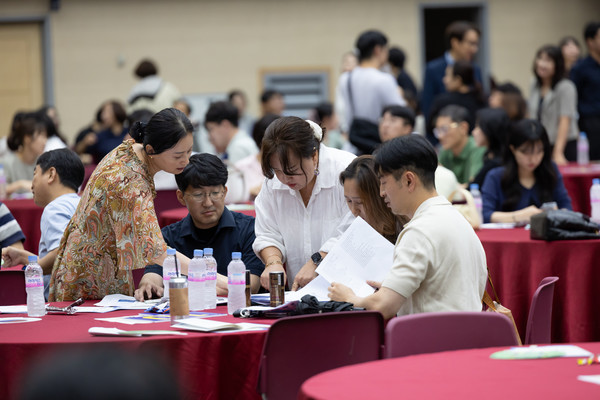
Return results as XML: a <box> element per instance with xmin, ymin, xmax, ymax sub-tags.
<box><xmin>570</xmin><ymin>55</ymin><xmax>600</xmax><ymax>117</ymax></box>
<box><xmin>0</xmin><ymin>202</ymin><xmax>25</xmax><ymax>247</ymax></box>
<box><xmin>87</xmin><ymin>127</ymin><xmax>129</xmax><ymax>164</ymax></box>
<box><xmin>148</xmin><ymin>207</ymin><xmax>264</xmax><ymax>277</ymax></box>
<box><xmin>481</xmin><ymin>165</ymin><xmax>572</xmax><ymax>223</ymax></box>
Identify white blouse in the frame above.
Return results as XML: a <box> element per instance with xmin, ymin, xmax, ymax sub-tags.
<box><xmin>253</xmin><ymin>144</ymin><xmax>356</xmax><ymax>285</ymax></box>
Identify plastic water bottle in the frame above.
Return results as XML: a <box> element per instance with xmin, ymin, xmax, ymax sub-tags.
<box><xmin>591</xmin><ymin>178</ymin><xmax>600</xmax><ymax>224</ymax></box>
<box><xmin>188</xmin><ymin>249</ymin><xmax>206</xmax><ymax>310</ymax></box>
<box><xmin>0</xmin><ymin>164</ymin><xmax>7</xmax><ymax>200</ymax></box>
<box><xmin>203</xmin><ymin>248</ymin><xmax>218</xmax><ymax>309</ymax></box>
<box><xmin>227</xmin><ymin>252</ymin><xmax>246</xmax><ymax>315</ymax></box>
<box><xmin>578</xmin><ymin>132</ymin><xmax>590</xmax><ymax>165</ymax></box>
<box><xmin>470</xmin><ymin>183</ymin><xmax>484</xmax><ymax>225</ymax></box>
<box><xmin>25</xmin><ymin>255</ymin><xmax>46</xmax><ymax>317</ymax></box>
<box><xmin>162</xmin><ymin>248</ymin><xmax>177</xmax><ymax>298</ymax></box>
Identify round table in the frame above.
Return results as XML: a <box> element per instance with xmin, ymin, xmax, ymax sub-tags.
<box><xmin>299</xmin><ymin>342</ymin><xmax>600</xmax><ymax>399</ymax></box>
<box><xmin>558</xmin><ymin>163</ymin><xmax>600</xmax><ymax>215</ymax></box>
<box><xmin>0</xmin><ymin>302</ymin><xmax>271</xmax><ymax>400</ymax></box>
<box><xmin>476</xmin><ymin>228</ymin><xmax>600</xmax><ymax>343</ymax></box>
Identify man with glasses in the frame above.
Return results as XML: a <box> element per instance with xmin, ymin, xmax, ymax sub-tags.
<box><xmin>135</xmin><ymin>153</ymin><xmax>264</xmax><ymax>298</ymax></box>
<box><xmin>435</xmin><ymin>105</ymin><xmax>485</xmax><ymax>184</ymax></box>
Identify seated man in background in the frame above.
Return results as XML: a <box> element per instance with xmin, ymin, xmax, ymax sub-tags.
<box><xmin>2</xmin><ymin>149</ymin><xmax>84</xmax><ymax>299</ymax></box>
<box><xmin>204</xmin><ymin>101</ymin><xmax>259</xmax><ymax>164</ymax></box>
<box><xmin>135</xmin><ymin>153</ymin><xmax>264</xmax><ymax>300</ymax></box>
<box><xmin>378</xmin><ymin>105</ymin><xmax>459</xmax><ymax>198</ymax></box>
<box><xmin>0</xmin><ymin>202</ymin><xmax>25</xmax><ymax>250</ymax></box>
<box><xmin>435</xmin><ymin>104</ymin><xmax>485</xmax><ymax>185</ymax></box>
<box><xmin>328</xmin><ymin>135</ymin><xmax>487</xmax><ymax>319</ymax></box>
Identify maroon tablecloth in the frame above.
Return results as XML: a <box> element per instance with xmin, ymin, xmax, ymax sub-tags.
<box><xmin>559</xmin><ymin>163</ymin><xmax>600</xmax><ymax>216</ymax></box>
<box><xmin>3</xmin><ymin>199</ymin><xmax>43</xmax><ymax>253</ymax></box>
<box><xmin>299</xmin><ymin>342</ymin><xmax>600</xmax><ymax>400</ymax></box>
<box><xmin>0</xmin><ymin>303</ymin><xmax>271</xmax><ymax>400</ymax></box>
<box><xmin>159</xmin><ymin>205</ymin><xmax>256</xmax><ymax>227</ymax></box>
<box><xmin>477</xmin><ymin>228</ymin><xmax>600</xmax><ymax>343</ymax></box>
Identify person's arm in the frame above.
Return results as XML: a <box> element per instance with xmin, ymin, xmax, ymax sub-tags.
<box><xmin>553</xmin><ymin>165</ymin><xmax>573</xmax><ymax>210</ymax></box>
<box><xmin>490</xmin><ymin>205</ymin><xmax>542</xmax><ymax>224</ymax></box>
<box><xmin>481</xmin><ymin>168</ymin><xmax>503</xmax><ymax>223</ymax></box>
<box><xmin>291</xmin><ymin>251</ymin><xmax>326</xmax><ymax>291</ymax></box>
<box><xmin>259</xmin><ymin>246</ymin><xmax>286</xmax><ymax>290</ymax></box>
<box><xmin>552</xmin><ymin>116</ymin><xmax>570</xmax><ymax>165</ymax></box>
<box><xmin>6</xmin><ymin>180</ymin><xmax>32</xmax><ymax>196</ymax></box>
<box><xmin>328</xmin><ymin>284</ymin><xmax>406</xmax><ymax>320</ymax></box>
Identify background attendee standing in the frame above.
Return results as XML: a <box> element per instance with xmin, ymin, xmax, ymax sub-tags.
<box><xmin>528</xmin><ymin>45</ymin><xmax>579</xmax><ymax>164</ymax></box>
<box><xmin>388</xmin><ymin>46</ymin><xmax>419</xmax><ymax>112</ymax></box>
<box><xmin>560</xmin><ymin>36</ymin><xmax>582</xmax><ymax>76</ymax></box>
<box><xmin>421</xmin><ymin>21</ymin><xmax>482</xmax><ymax>144</ymax></box>
<box><xmin>571</xmin><ymin>22</ymin><xmax>600</xmax><ymax>160</ymax></box>
<box><xmin>338</xmin><ymin>30</ymin><xmax>406</xmax><ymax>155</ymax></box>
<box><xmin>127</xmin><ymin>59</ymin><xmax>182</xmax><ymax>113</ymax></box>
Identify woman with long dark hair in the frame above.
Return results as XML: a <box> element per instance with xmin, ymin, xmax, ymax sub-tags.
<box><xmin>481</xmin><ymin>119</ymin><xmax>572</xmax><ymax>223</ymax></box>
<box><xmin>470</xmin><ymin>108</ymin><xmax>509</xmax><ymax>188</ymax></box>
<box><xmin>339</xmin><ymin>155</ymin><xmax>406</xmax><ymax>243</ymax></box>
<box><xmin>527</xmin><ymin>45</ymin><xmax>579</xmax><ymax>164</ymax></box>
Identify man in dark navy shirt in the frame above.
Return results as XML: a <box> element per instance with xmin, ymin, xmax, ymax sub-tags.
<box><xmin>135</xmin><ymin>153</ymin><xmax>264</xmax><ymax>300</ymax></box>
<box><xmin>571</xmin><ymin>22</ymin><xmax>600</xmax><ymax>160</ymax></box>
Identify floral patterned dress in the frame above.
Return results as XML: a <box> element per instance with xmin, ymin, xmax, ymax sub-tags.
<box><xmin>49</xmin><ymin>140</ymin><xmax>167</xmax><ymax>301</ymax></box>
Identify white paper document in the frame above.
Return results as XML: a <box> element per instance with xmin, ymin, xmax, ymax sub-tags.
<box><xmin>0</xmin><ymin>306</ymin><xmax>28</xmax><ymax>314</ymax></box>
<box><xmin>578</xmin><ymin>375</ymin><xmax>600</xmax><ymax>386</ymax></box>
<box><xmin>316</xmin><ymin>217</ymin><xmax>394</xmax><ymax>297</ymax></box>
<box><xmin>88</xmin><ymin>327</ymin><xmax>188</xmax><ymax>337</ymax></box>
<box><xmin>95</xmin><ymin>294</ymin><xmax>149</xmax><ymax>309</ymax></box>
<box><xmin>172</xmin><ymin>317</ymin><xmax>270</xmax><ymax>332</ymax></box>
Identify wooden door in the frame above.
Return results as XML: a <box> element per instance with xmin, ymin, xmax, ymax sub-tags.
<box><xmin>0</xmin><ymin>22</ymin><xmax>43</xmax><ymax>137</ymax></box>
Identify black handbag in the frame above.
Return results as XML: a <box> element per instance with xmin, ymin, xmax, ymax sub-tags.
<box><xmin>530</xmin><ymin>209</ymin><xmax>600</xmax><ymax>241</ymax></box>
<box><xmin>347</xmin><ymin>71</ymin><xmax>381</xmax><ymax>155</ymax></box>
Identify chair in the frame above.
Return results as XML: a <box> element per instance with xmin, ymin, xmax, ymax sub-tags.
<box><xmin>524</xmin><ymin>276</ymin><xmax>559</xmax><ymax>345</ymax></box>
<box><xmin>257</xmin><ymin>311</ymin><xmax>384</xmax><ymax>400</ymax></box>
<box><xmin>384</xmin><ymin>311</ymin><xmax>520</xmax><ymax>359</ymax></box>
<box><xmin>0</xmin><ymin>270</ymin><xmax>27</xmax><ymax>305</ymax></box>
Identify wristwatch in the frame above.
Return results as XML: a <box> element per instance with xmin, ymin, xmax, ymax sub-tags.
<box><xmin>311</xmin><ymin>252</ymin><xmax>323</xmax><ymax>267</ymax></box>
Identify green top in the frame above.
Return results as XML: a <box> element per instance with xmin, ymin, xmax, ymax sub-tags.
<box><xmin>439</xmin><ymin>136</ymin><xmax>486</xmax><ymax>184</ymax></box>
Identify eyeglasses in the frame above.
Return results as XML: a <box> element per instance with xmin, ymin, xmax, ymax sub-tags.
<box><xmin>433</xmin><ymin>123</ymin><xmax>458</xmax><ymax>139</ymax></box>
<box><xmin>185</xmin><ymin>190</ymin><xmax>225</xmax><ymax>202</ymax></box>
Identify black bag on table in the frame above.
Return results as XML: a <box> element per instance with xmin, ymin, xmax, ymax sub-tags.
<box><xmin>530</xmin><ymin>209</ymin><xmax>600</xmax><ymax>241</ymax></box>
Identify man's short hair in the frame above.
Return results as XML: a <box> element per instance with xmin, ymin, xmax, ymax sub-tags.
<box><xmin>381</xmin><ymin>105</ymin><xmax>415</xmax><ymax>129</ymax></box>
<box><xmin>134</xmin><ymin>59</ymin><xmax>158</xmax><ymax>78</ymax></box>
<box><xmin>374</xmin><ymin>135</ymin><xmax>437</xmax><ymax>190</ymax></box>
<box><xmin>175</xmin><ymin>153</ymin><xmax>228</xmax><ymax>193</ymax></box>
<box><xmin>36</xmin><ymin>149</ymin><xmax>85</xmax><ymax>192</ymax></box>
<box><xmin>260</xmin><ymin>89</ymin><xmax>283</xmax><ymax>104</ymax></box>
<box><xmin>204</xmin><ymin>101</ymin><xmax>239</xmax><ymax>128</ymax></box>
<box><xmin>445</xmin><ymin>21</ymin><xmax>480</xmax><ymax>50</ymax></box>
<box><xmin>388</xmin><ymin>47</ymin><xmax>406</xmax><ymax>70</ymax></box>
<box><xmin>437</xmin><ymin>104</ymin><xmax>471</xmax><ymax>126</ymax></box>
<box><xmin>584</xmin><ymin>22</ymin><xmax>600</xmax><ymax>41</ymax></box>
<box><xmin>356</xmin><ymin>30</ymin><xmax>388</xmax><ymax>62</ymax></box>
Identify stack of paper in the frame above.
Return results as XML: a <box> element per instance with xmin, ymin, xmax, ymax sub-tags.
<box><xmin>172</xmin><ymin>317</ymin><xmax>269</xmax><ymax>332</ymax></box>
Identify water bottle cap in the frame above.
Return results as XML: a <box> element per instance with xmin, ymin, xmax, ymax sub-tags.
<box><xmin>593</xmin><ymin>178</ymin><xmax>600</xmax><ymax>185</ymax></box>
<box><xmin>166</xmin><ymin>248</ymin><xmax>176</xmax><ymax>255</ymax></box>
<box><xmin>469</xmin><ymin>183</ymin><xmax>479</xmax><ymax>191</ymax></box>
<box><xmin>28</xmin><ymin>255</ymin><xmax>38</xmax><ymax>263</ymax></box>
<box><xmin>193</xmin><ymin>249</ymin><xmax>203</xmax><ymax>257</ymax></box>
<box><xmin>232</xmin><ymin>252</ymin><xmax>242</xmax><ymax>259</ymax></box>
<box><xmin>204</xmin><ymin>248</ymin><xmax>213</xmax><ymax>256</ymax></box>
<box><xmin>581</xmin><ymin>132</ymin><xmax>587</xmax><ymax>138</ymax></box>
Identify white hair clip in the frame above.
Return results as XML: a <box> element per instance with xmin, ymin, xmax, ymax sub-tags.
<box><xmin>305</xmin><ymin>119</ymin><xmax>323</xmax><ymax>141</ymax></box>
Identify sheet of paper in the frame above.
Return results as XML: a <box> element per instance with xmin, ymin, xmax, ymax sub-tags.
<box><xmin>480</xmin><ymin>222</ymin><xmax>517</xmax><ymax>229</ymax></box>
<box><xmin>172</xmin><ymin>317</ymin><xmax>269</xmax><ymax>332</ymax></box>
<box><xmin>74</xmin><ymin>306</ymin><xmax>118</xmax><ymax>313</ymax></box>
<box><xmin>578</xmin><ymin>375</ymin><xmax>600</xmax><ymax>386</ymax></box>
<box><xmin>88</xmin><ymin>327</ymin><xmax>188</xmax><ymax>337</ymax></box>
<box><xmin>0</xmin><ymin>317</ymin><xmax>41</xmax><ymax>323</ymax></box>
<box><xmin>289</xmin><ymin>275</ymin><xmax>331</xmax><ymax>301</ymax></box>
<box><xmin>316</xmin><ymin>217</ymin><xmax>393</xmax><ymax>297</ymax></box>
<box><xmin>490</xmin><ymin>345</ymin><xmax>593</xmax><ymax>360</ymax></box>
<box><xmin>95</xmin><ymin>294</ymin><xmax>149</xmax><ymax>309</ymax></box>
<box><xmin>0</xmin><ymin>306</ymin><xmax>28</xmax><ymax>314</ymax></box>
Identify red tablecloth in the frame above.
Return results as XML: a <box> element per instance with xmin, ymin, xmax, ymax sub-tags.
<box><xmin>3</xmin><ymin>199</ymin><xmax>43</xmax><ymax>253</ymax></box>
<box><xmin>559</xmin><ymin>163</ymin><xmax>600</xmax><ymax>215</ymax></box>
<box><xmin>0</xmin><ymin>303</ymin><xmax>271</xmax><ymax>400</ymax></box>
<box><xmin>159</xmin><ymin>204</ymin><xmax>256</xmax><ymax>227</ymax></box>
<box><xmin>477</xmin><ymin>228</ymin><xmax>600</xmax><ymax>343</ymax></box>
<box><xmin>299</xmin><ymin>342</ymin><xmax>600</xmax><ymax>399</ymax></box>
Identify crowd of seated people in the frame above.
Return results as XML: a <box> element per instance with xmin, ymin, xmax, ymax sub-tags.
<box><xmin>1</xmin><ymin>21</ymin><xmax>599</xmax><ymax>323</ymax></box>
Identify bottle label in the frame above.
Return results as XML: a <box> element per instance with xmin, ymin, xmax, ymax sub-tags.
<box><xmin>228</xmin><ymin>272</ymin><xmax>245</xmax><ymax>285</ymax></box>
<box><xmin>188</xmin><ymin>271</ymin><xmax>205</xmax><ymax>283</ymax></box>
<box><xmin>206</xmin><ymin>270</ymin><xmax>217</xmax><ymax>281</ymax></box>
<box><xmin>25</xmin><ymin>277</ymin><xmax>43</xmax><ymax>288</ymax></box>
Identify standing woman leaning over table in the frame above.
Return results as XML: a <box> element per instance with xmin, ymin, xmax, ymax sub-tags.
<box><xmin>253</xmin><ymin>116</ymin><xmax>355</xmax><ymax>291</ymax></box>
<box><xmin>49</xmin><ymin>108</ymin><xmax>194</xmax><ymax>301</ymax></box>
